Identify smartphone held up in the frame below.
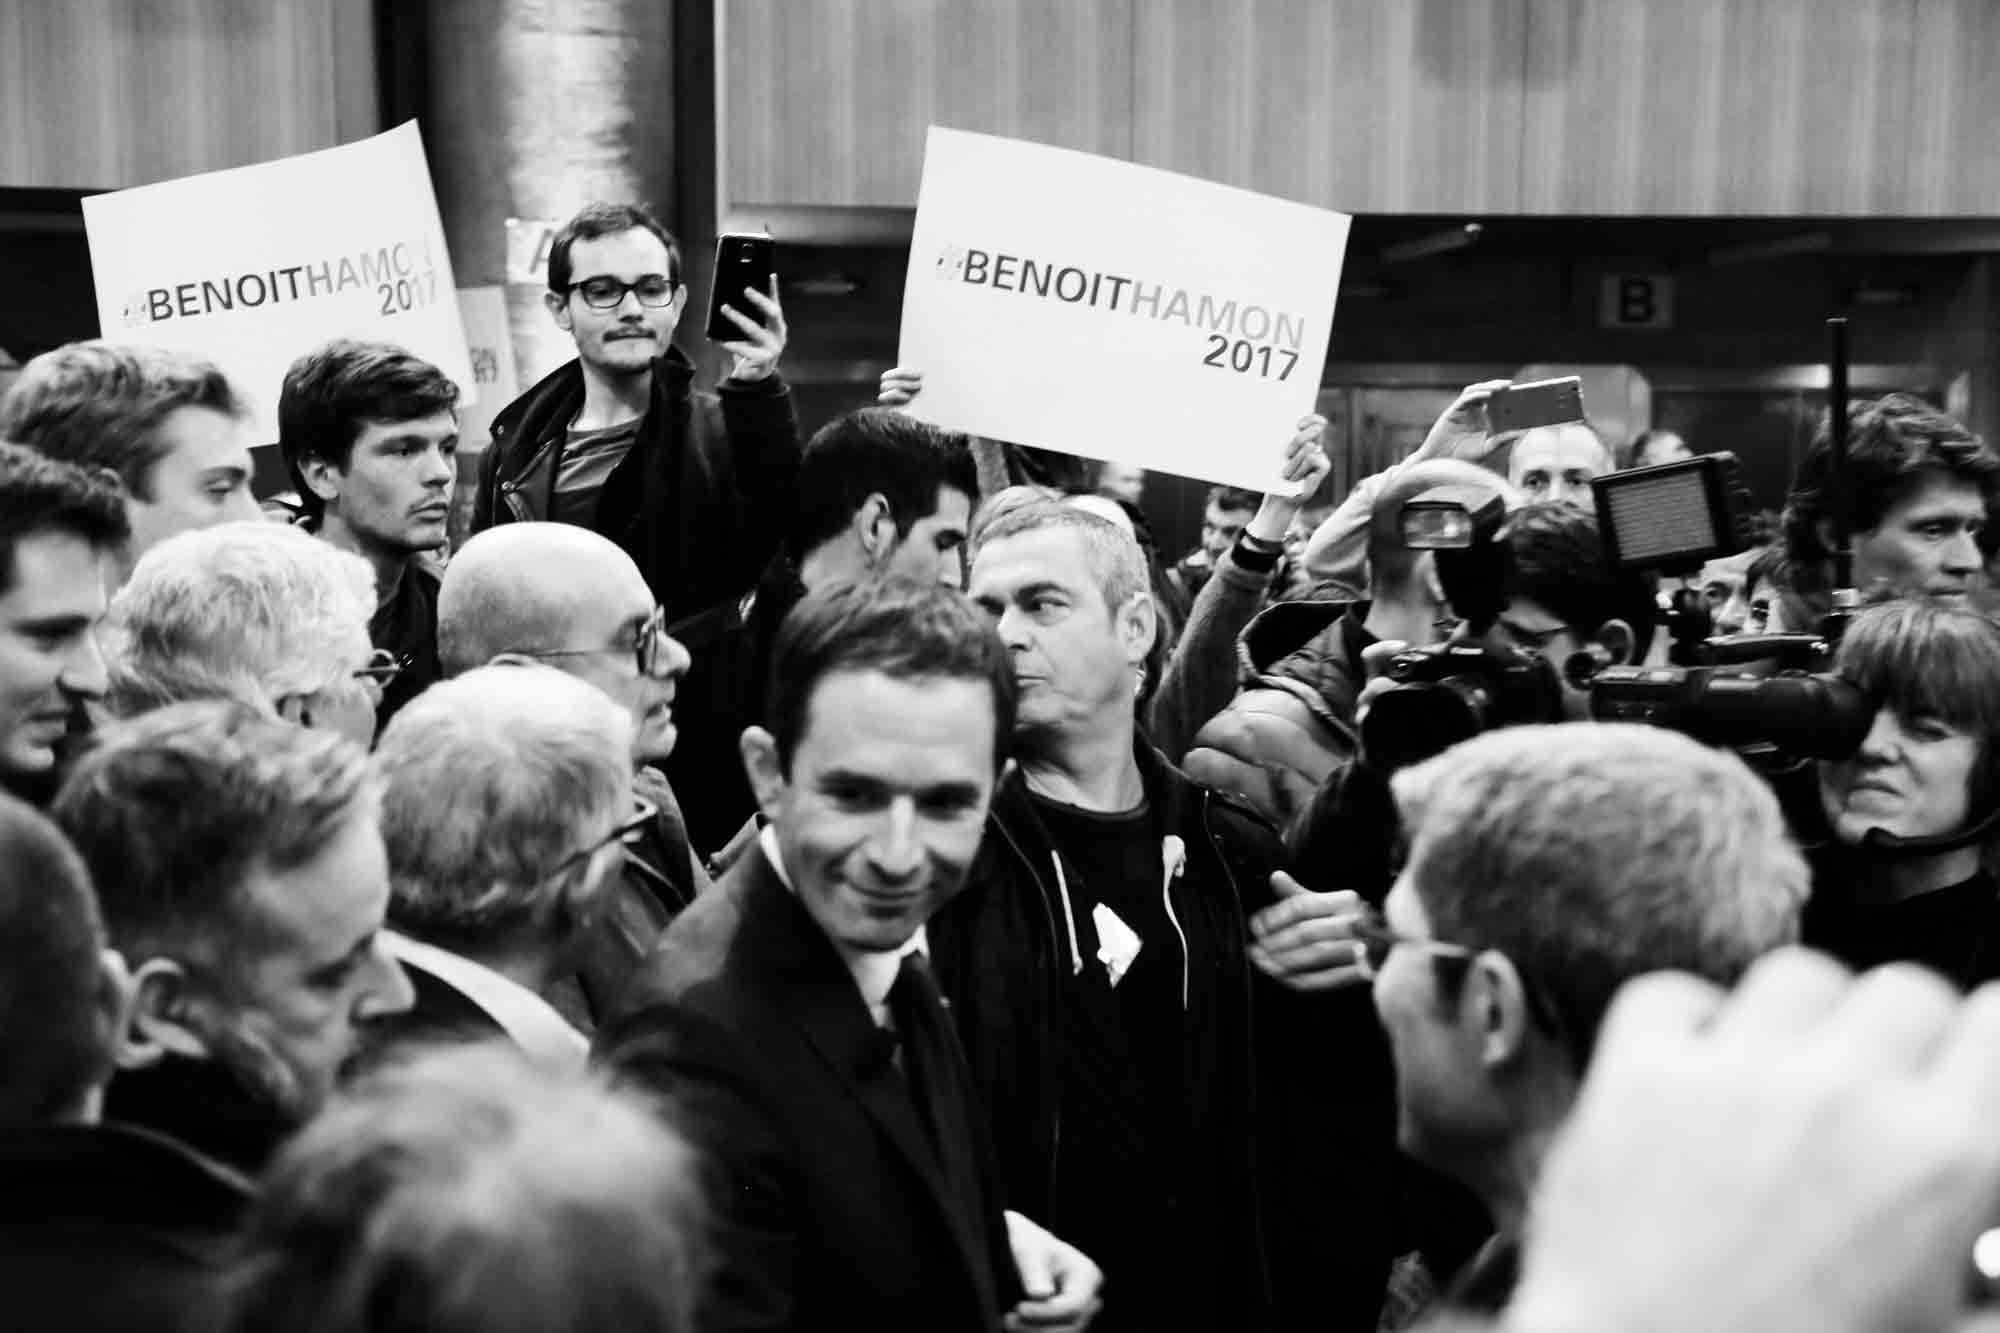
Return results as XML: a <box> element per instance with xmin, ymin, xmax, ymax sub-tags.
<box><xmin>1486</xmin><ymin>376</ymin><xmax>1585</xmax><ymax>434</ymax></box>
<box><xmin>705</xmin><ymin>233</ymin><xmax>777</xmax><ymax>342</ymax></box>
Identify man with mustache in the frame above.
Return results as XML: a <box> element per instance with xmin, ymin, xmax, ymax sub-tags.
<box><xmin>53</xmin><ymin>701</ymin><xmax>415</xmax><ymax>1177</ymax></box>
<box><xmin>280</xmin><ymin>339</ymin><xmax>462</xmax><ymax>729</ymax></box>
<box><xmin>473</xmin><ymin>202</ymin><xmax>798</xmax><ymax>636</ymax></box>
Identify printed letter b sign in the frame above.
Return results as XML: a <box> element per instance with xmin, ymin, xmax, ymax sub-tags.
<box><xmin>1599</xmin><ymin>274</ymin><xmax>1674</xmax><ymax>331</ymax></box>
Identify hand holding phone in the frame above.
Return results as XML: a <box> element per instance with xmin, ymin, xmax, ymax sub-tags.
<box><xmin>1486</xmin><ymin>376</ymin><xmax>1585</xmax><ymax>434</ymax></box>
<box><xmin>705</xmin><ymin>234</ymin><xmax>777</xmax><ymax>340</ymax></box>
<box><xmin>706</xmin><ymin>233</ymin><xmax>786</xmax><ymax>381</ymax></box>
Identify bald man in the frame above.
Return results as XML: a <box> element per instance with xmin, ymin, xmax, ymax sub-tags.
<box><xmin>439</xmin><ymin>523</ymin><xmax>708</xmax><ymax>1018</ymax></box>
<box><xmin>1508</xmin><ymin>422</ymin><xmax>1612</xmax><ymax>510</ymax></box>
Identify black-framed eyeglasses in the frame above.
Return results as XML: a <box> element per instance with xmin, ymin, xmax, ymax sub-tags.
<box><xmin>352</xmin><ymin>649</ymin><xmax>407</xmax><ymax>689</ymax></box>
<box><xmin>1351</xmin><ymin>909</ymin><xmax>1568</xmax><ymax>1036</ymax></box>
<box><xmin>1350</xmin><ymin>911</ymin><xmax>1478</xmax><ymax>981</ymax></box>
<box><xmin>524</xmin><ymin>607</ymin><xmax>676</xmax><ymax>679</ymax></box>
<box><xmin>565</xmin><ymin>275</ymin><xmax>679</xmax><ymax>310</ymax></box>
<box><xmin>546</xmin><ymin>796</ymin><xmax>658</xmax><ymax>880</ymax></box>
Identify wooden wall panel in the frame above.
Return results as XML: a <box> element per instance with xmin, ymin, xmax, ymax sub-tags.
<box><xmin>0</xmin><ymin>0</ymin><xmax>373</xmax><ymax>191</ymax></box>
<box><xmin>1129</xmin><ymin>0</ymin><xmax>1527</xmax><ymax>213</ymax></box>
<box><xmin>1518</xmin><ymin>0</ymin><xmax>1918</xmax><ymax>214</ymax></box>
<box><xmin>722</xmin><ymin>0</ymin><xmax>1134</xmax><ymax>208</ymax></box>
<box><xmin>1905</xmin><ymin>0</ymin><xmax>2000</xmax><ymax>215</ymax></box>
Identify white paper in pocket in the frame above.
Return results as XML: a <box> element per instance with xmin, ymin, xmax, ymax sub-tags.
<box><xmin>1093</xmin><ymin>903</ymin><xmax>1143</xmax><ymax>987</ymax></box>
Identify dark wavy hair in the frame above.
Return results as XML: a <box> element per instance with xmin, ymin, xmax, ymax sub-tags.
<box><xmin>278</xmin><ymin>339</ymin><xmax>460</xmax><ymax>523</ymax></box>
<box><xmin>1780</xmin><ymin>394</ymin><xmax>1999</xmax><ymax>594</ymax></box>
<box><xmin>546</xmin><ymin>201</ymin><xmax>681</xmax><ymax>294</ymax></box>
<box><xmin>787</xmin><ymin>409</ymin><xmax>977</xmax><ymax>564</ymax></box>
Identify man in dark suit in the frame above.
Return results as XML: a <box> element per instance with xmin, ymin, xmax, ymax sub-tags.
<box><xmin>600</xmin><ymin>580</ymin><xmax>1102</xmax><ymax>1332</ymax></box>
<box><xmin>0</xmin><ymin>786</ymin><xmax>249</xmax><ymax>1333</ymax></box>
<box><xmin>368</xmin><ymin>664</ymin><xmax>641</xmax><ymax>1068</ymax></box>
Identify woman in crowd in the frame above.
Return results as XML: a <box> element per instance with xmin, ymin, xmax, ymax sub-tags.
<box><xmin>1802</xmin><ymin>596</ymin><xmax>2000</xmax><ymax>988</ymax></box>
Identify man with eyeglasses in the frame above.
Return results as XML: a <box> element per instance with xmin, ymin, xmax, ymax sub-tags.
<box><xmin>437</xmin><ymin>523</ymin><xmax>703</xmax><ymax>1020</ymax></box>
<box><xmin>101</xmin><ymin>522</ymin><xmax>384</xmax><ymax>751</ymax></box>
<box><xmin>473</xmin><ymin>201</ymin><xmax>799</xmax><ymax>639</ymax></box>
<box><xmin>1364</xmin><ymin>722</ymin><xmax>1807</xmax><ymax>1320</ymax></box>
<box><xmin>365</xmin><ymin>665</ymin><xmax>642</xmax><ymax>1071</ymax></box>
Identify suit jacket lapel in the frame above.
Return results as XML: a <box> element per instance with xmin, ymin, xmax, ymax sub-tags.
<box><xmin>735</xmin><ymin>847</ymin><xmax>1001</xmax><ymax>1312</ymax></box>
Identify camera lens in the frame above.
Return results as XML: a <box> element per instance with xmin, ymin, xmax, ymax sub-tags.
<box><xmin>1361</xmin><ymin>677</ymin><xmax>1493</xmax><ymax>772</ymax></box>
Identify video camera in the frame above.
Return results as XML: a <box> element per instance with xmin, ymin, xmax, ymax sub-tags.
<box><xmin>1581</xmin><ymin>445</ymin><xmax>1864</xmax><ymax>767</ymax></box>
<box><xmin>1361</xmin><ymin>642</ymin><xmax>1565</xmax><ymax>774</ymax></box>
<box><xmin>1358</xmin><ymin>476</ymin><xmax>1567</xmax><ymax>772</ymax></box>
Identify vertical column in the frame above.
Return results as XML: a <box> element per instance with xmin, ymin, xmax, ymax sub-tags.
<box><xmin>420</xmin><ymin>0</ymin><xmax>679</xmax><ymax>393</ymax></box>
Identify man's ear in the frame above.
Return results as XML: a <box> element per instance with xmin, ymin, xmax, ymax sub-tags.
<box><xmin>1594</xmin><ymin>618</ymin><xmax>1636</xmax><ymax>666</ymax></box>
<box><xmin>118</xmin><ymin>957</ymin><xmax>211</xmax><ymax>1070</ymax></box>
<box><xmin>1468</xmin><ymin>952</ymin><xmax>1535</xmax><ymax>1072</ymax></box>
<box><xmin>740</xmin><ymin>726</ymin><xmax>788</xmax><ymax>822</ymax></box>
<box><xmin>544</xmin><ymin>288</ymin><xmax>573</xmax><ymax>333</ymax></box>
<box><xmin>273</xmin><ymin>694</ymin><xmax>313</xmax><ymax>728</ymax></box>
<box><xmin>854</xmin><ymin>493</ymin><xmax>895</xmax><ymax>565</ymax></box>
<box><xmin>1117</xmin><ymin>592</ymin><xmax>1158</xmax><ymax>668</ymax></box>
<box><xmin>93</xmin><ymin>948</ymin><xmax>136</xmax><ymax>1068</ymax></box>
<box><xmin>298</xmin><ymin>454</ymin><xmax>342</xmax><ymax>509</ymax></box>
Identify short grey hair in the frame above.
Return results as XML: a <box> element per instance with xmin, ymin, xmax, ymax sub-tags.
<box><xmin>103</xmin><ymin>521</ymin><xmax>375</xmax><ymax>716</ymax></box>
<box><xmin>52</xmin><ymin>699</ymin><xmax>379</xmax><ymax>975</ymax></box>
<box><xmin>1391</xmin><ymin>723</ymin><xmax>1807</xmax><ymax>1068</ymax></box>
<box><xmin>224</xmin><ymin>1042</ymin><xmax>705</xmax><ymax>1333</ymax></box>
<box><xmin>975</xmin><ymin>499</ymin><xmax>1149</xmax><ymax>613</ymax></box>
<box><xmin>374</xmin><ymin>665</ymin><xmax>634</xmax><ymax>951</ymax></box>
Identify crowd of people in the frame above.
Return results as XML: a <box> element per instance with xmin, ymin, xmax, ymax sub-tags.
<box><xmin>5</xmin><ymin>197</ymin><xmax>2000</xmax><ymax>1332</ymax></box>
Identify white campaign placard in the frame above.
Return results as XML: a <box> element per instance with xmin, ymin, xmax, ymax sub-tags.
<box><xmin>898</xmin><ymin>127</ymin><xmax>1350</xmax><ymax>492</ymax></box>
<box><xmin>83</xmin><ymin>121</ymin><xmax>474</xmax><ymax>442</ymax></box>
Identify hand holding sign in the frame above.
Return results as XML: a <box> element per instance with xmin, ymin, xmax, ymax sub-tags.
<box><xmin>879</xmin><ymin>365</ymin><xmax>923</xmax><ymax>409</ymax></box>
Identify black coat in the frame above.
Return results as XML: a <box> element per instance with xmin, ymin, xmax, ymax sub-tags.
<box><xmin>597</xmin><ymin>842</ymin><xmax>1020</xmax><ymax>1332</ymax></box>
<box><xmin>927</xmin><ymin>744</ymin><xmax>1397</xmax><ymax>1332</ymax></box>
<box><xmin>0</xmin><ymin>1122</ymin><xmax>252</xmax><ymax>1333</ymax></box>
<box><xmin>473</xmin><ymin>344</ymin><xmax>800</xmax><ymax>631</ymax></box>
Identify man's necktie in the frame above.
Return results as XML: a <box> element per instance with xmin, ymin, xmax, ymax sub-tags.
<box><xmin>888</xmin><ymin>953</ymin><xmax>981</xmax><ymax>1215</ymax></box>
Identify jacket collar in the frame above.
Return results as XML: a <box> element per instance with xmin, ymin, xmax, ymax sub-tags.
<box><xmin>491</xmin><ymin>343</ymin><xmax>697</xmax><ymax>446</ymax></box>
<box><xmin>993</xmin><ymin>736</ymin><xmax>1198</xmax><ymax>847</ymax></box>
<box><xmin>101</xmin><ymin>1053</ymin><xmax>298</xmax><ymax>1180</ymax></box>
<box><xmin>0</xmin><ymin>1121</ymin><xmax>252</xmax><ymax>1228</ymax></box>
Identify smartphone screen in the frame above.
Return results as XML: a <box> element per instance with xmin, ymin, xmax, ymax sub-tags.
<box><xmin>705</xmin><ymin>234</ymin><xmax>777</xmax><ymax>342</ymax></box>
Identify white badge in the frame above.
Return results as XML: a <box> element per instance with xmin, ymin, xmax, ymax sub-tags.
<box><xmin>1094</xmin><ymin>903</ymin><xmax>1143</xmax><ymax>987</ymax></box>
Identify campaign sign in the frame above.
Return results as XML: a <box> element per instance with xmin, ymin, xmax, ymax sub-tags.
<box><xmin>83</xmin><ymin>121</ymin><xmax>474</xmax><ymax>441</ymax></box>
<box><xmin>898</xmin><ymin>127</ymin><xmax>1350</xmax><ymax>492</ymax></box>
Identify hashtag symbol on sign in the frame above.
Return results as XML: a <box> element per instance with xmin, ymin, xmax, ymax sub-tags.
<box><xmin>935</xmin><ymin>247</ymin><xmax>965</xmax><ymax>280</ymax></box>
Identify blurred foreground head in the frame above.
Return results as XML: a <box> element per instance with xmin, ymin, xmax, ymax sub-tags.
<box><xmin>226</xmin><ymin>1043</ymin><xmax>705</xmax><ymax>1333</ymax></box>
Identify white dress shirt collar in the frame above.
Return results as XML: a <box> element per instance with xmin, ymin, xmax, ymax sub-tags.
<box><xmin>759</xmin><ymin>824</ymin><xmax>926</xmax><ymax>1025</ymax></box>
<box><xmin>384</xmin><ymin>932</ymin><xmax>589</xmax><ymax>1072</ymax></box>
